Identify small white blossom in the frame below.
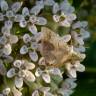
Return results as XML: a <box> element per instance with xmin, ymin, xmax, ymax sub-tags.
<box><xmin>66</xmin><ymin>61</ymin><xmax>85</xmax><ymax>78</ymax></box>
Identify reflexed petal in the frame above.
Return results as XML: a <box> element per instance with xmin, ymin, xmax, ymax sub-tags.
<box><xmin>20</xmin><ymin>45</ymin><xmax>28</xmax><ymax>54</ymax></box>
<box><xmin>4</xmin><ymin>20</ymin><xmax>13</xmax><ymax>29</ymax></box>
<box><xmin>52</xmin><ymin>3</ymin><xmax>59</xmax><ymax>14</ymax></box>
<box><xmin>23</xmin><ymin>34</ymin><xmax>31</xmax><ymax>43</ymax></box>
<box><xmin>1</xmin><ymin>26</ymin><xmax>10</xmax><ymax>36</ymax></box>
<box><xmin>42</xmin><ymin>73</ymin><xmax>51</xmax><ymax>83</ymax></box>
<box><xmin>36</xmin><ymin>17</ymin><xmax>47</xmax><ymax>25</ymax></box>
<box><xmin>24</xmin><ymin>70</ymin><xmax>35</xmax><ymax>82</ymax></box>
<box><xmin>7</xmin><ymin>68</ymin><xmax>16</xmax><ymax>78</ymax></box>
<box><xmin>19</xmin><ymin>20</ymin><xmax>27</xmax><ymax>28</ymax></box>
<box><xmin>32</xmin><ymin>90</ymin><xmax>39</xmax><ymax>96</ymax></box>
<box><xmin>15</xmin><ymin>77</ymin><xmax>23</xmax><ymax>88</ymax></box>
<box><xmin>30</xmin><ymin>5</ymin><xmax>41</xmax><ymax>15</ymax></box>
<box><xmin>11</xmin><ymin>2</ymin><xmax>22</xmax><ymax>13</ymax></box>
<box><xmin>53</xmin><ymin>15</ymin><xmax>60</xmax><ymax>22</ymax></box>
<box><xmin>29</xmin><ymin>51</ymin><xmax>38</xmax><ymax>62</ymax></box>
<box><xmin>14</xmin><ymin>14</ymin><xmax>24</xmax><ymax>22</ymax></box>
<box><xmin>49</xmin><ymin>68</ymin><xmax>62</xmax><ymax>77</ymax></box>
<box><xmin>0</xmin><ymin>0</ymin><xmax>8</xmax><ymax>11</ymax></box>
<box><xmin>9</xmin><ymin>35</ymin><xmax>18</xmax><ymax>44</ymax></box>
<box><xmin>3</xmin><ymin>43</ymin><xmax>12</xmax><ymax>55</ymax></box>
<box><xmin>28</xmin><ymin>25</ymin><xmax>37</xmax><ymax>35</ymax></box>
<box><xmin>0</xmin><ymin>13</ymin><xmax>4</xmax><ymax>21</ymax></box>
<box><xmin>12</xmin><ymin>87</ymin><xmax>22</xmax><ymax>96</ymax></box>
<box><xmin>74</xmin><ymin>61</ymin><xmax>85</xmax><ymax>72</ymax></box>
<box><xmin>13</xmin><ymin>60</ymin><xmax>22</xmax><ymax>68</ymax></box>
<box><xmin>44</xmin><ymin>0</ymin><xmax>55</xmax><ymax>6</ymax></box>
<box><xmin>35</xmin><ymin>68</ymin><xmax>43</xmax><ymax>77</ymax></box>
<box><xmin>61</xmin><ymin>34</ymin><xmax>71</xmax><ymax>43</ymax></box>
<box><xmin>3</xmin><ymin>87</ymin><xmax>10</xmax><ymax>95</ymax></box>
<box><xmin>22</xmin><ymin>7</ymin><xmax>29</xmax><ymax>17</ymax></box>
<box><xmin>0</xmin><ymin>60</ymin><xmax>6</xmax><ymax>75</ymax></box>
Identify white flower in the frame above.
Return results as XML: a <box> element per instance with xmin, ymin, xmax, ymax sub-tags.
<box><xmin>7</xmin><ymin>60</ymin><xmax>36</xmax><ymax>88</ymax></box>
<box><xmin>53</xmin><ymin>12</ymin><xmax>76</xmax><ymax>27</ymax></box>
<box><xmin>66</xmin><ymin>61</ymin><xmax>85</xmax><ymax>78</ymax></box>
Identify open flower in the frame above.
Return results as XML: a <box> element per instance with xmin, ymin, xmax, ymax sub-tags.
<box><xmin>35</xmin><ymin>67</ymin><xmax>62</xmax><ymax>83</ymax></box>
<box><xmin>0</xmin><ymin>0</ymin><xmax>22</xmax><ymax>29</ymax></box>
<box><xmin>53</xmin><ymin>12</ymin><xmax>76</xmax><ymax>27</ymax></box>
<box><xmin>58</xmin><ymin>78</ymin><xmax>77</xmax><ymax>96</ymax></box>
<box><xmin>16</xmin><ymin>7</ymin><xmax>47</xmax><ymax>35</ymax></box>
<box><xmin>65</xmin><ymin>61</ymin><xmax>85</xmax><ymax>78</ymax></box>
<box><xmin>7</xmin><ymin>60</ymin><xmax>36</xmax><ymax>88</ymax></box>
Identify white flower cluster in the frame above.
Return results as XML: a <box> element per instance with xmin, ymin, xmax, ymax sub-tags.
<box><xmin>0</xmin><ymin>0</ymin><xmax>89</xmax><ymax>96</ymax></box>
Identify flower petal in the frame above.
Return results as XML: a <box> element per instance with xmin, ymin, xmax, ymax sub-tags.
<box><xmin>22</xmin><ymin>7</ymin><xmax>29</xmax><ymax>17</ymax></box>
<box><xmin>24</xmin><ymin>70</ymin><xmax>35</xmax><ymax>82</ymax></box>
<box><xmin>23</xmin><ymin>34</ymin><xmax>31</xmax><ymax>43</ymax></box>
<box><xmin>15</xmin><ymin>77</ymin><xmax>23</xmax><ymax>88</ymax></box>
<box><xmin>74</xmin><ymin>61</ymin><xmax>85</xmax><ymax>72</ymax></box>
<box><xmin>35</xmin><ymin>68</ymin><xmax>43</xmax><ymax>77</ymax></box>
<box><xmin>19</xmin><ymin>20</ymin><xmax>27</xmax><ymax>28</ymax></box>
<box><xmin>36</xmin><ymin>17</ymin><xmax>47</xmax><ymax>25</ymax></box>
<box><xmin>3</xmin><ymin>43</ymin><xmax>12</xmax><ymax>55</ymax></box>
<box><xmin>52</xmin><ymin>3</ymin><xmax>59</xmax><ymax>14</ymax></box>
<box><xmin>29</xmin><ymin>51</ymin><xmax>38</xmax><ymax>62</ymax></box>
<box><xmin>42</xmin><ymin>73</ymin><xmax>51</xmax><ymax>83</ymax></box>
<box><xmin>7</xmin><ymin>68</ymin><xmax>16</xmax><ymax>78</ymax></box>
<box><xmin>28</xmin><ymin>25</ymin><xmax>37</xmax><ymax>35</ymax></box>
<box><xmin>32</xmin><ymin>90</ymin><xmax>39</xmax><ymax>96</ymax></box>
<box><xmin>20</xmin><ymin>45</ymin><xmax>28</xmax><ymax>55</ymax></box>
<box><xmin>4</xmin><ymin>20</ymin><xmax>13</xmax><ymax>29</ymax></box>
<box><xmin>11</xmin><ymin>2</ymin><xmax>22</xmax><ymax>13</ymax></box>
<box><xmin>0</xmin><ymin>0</ymin><xmax>8</xmax><ymax>11</ymax></box>
<box><xmin>12</xmin><ymin>87</ymin><xmax>22</xmax><ymax>96</ymax></box>
<box><xmin>9</xmin><ymin>35</ymin><xmax>18</xmax><ymax>44</ymax></box>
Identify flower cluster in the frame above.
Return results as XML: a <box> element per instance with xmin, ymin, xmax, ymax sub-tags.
<box><xmin>0</xmin><ymin>0</ymin><xmax>89</xmax><ymax>96</ymax></box>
